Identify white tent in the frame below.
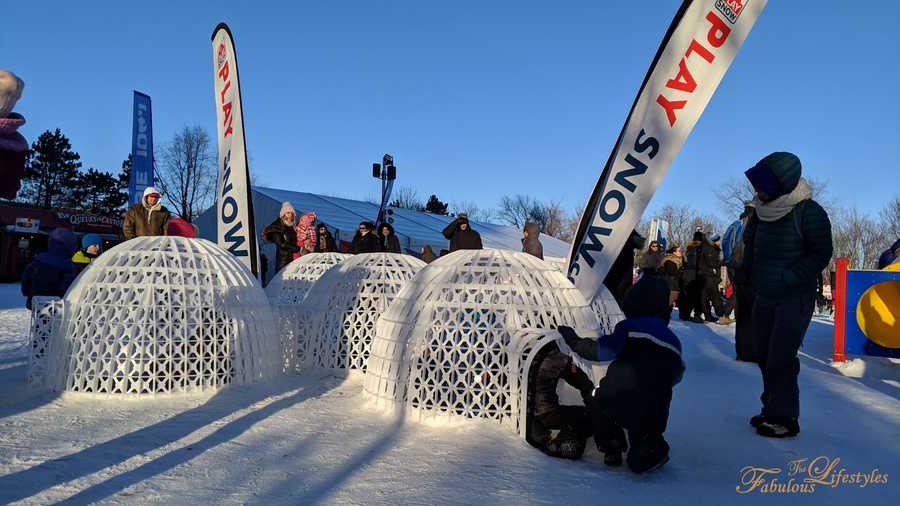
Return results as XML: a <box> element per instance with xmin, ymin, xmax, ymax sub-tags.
<box><xmin>194</xmin><ymin>187</ymin><xmax>571</xmax><ymax>282</ymax></box>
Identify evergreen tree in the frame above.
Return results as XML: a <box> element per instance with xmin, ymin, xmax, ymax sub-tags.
<box><xmin>113</xmin><ymin>155</ymin><xmax>132</xmax><ymax>210</ymax></box>
<box><xmin>72</xmin><ymin>168</ymin><xmax>126</xmax><ymax>214</ymax></box>
<box><xmin>424</xmin><ymin>194</ymin><xmax>449</xmax><ymax>215</ymax></box>
<box><xmin>19</xmin><ymin>129</ymin><xmax>82</xmax><ymax>209</ymax></box>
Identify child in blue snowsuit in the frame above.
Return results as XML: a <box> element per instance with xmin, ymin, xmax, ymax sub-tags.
<box><xmin>558</xmin><ymin>275</ymin><xmax>685</xmax><ymax>473</ymax></box>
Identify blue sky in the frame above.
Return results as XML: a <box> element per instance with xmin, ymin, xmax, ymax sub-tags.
<box><xmin>4</xmin><ymin>1</ymin><xmax>898</xmax><ymax>221</ymax></box>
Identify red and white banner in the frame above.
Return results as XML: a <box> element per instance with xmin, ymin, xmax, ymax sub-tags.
<box><xmin>568</xmin><ymin>0</ymin><xmax>766</xmax><ymax>304</ymax></box>
<box><xmin>211</xmin><ymin>23</ymin><xmax>259</xmax><ymax>277</ymax></box>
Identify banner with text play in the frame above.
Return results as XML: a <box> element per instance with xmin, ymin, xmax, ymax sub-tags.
<box><xmin>211</xmin><ymin>23</ymin><xmax>259</xmax><ymax>277</ymax></box>
<box><xmin>568</xmin><ymin>0</ymin><xmax>766</xmax><ymax>304</ymax></box>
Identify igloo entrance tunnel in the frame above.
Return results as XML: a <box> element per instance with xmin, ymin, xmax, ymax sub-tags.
<box><xmin>292</xmin><ymin>253</ymin><xmax>426</xmax><ymax>371</ymax></box>
<box><xmin>363</xmin><ymin>250</ymin><xmax>620</xmax><ymax>429</ymax></box>
<box><xmin>28</xmin><ymin>236</ymin><xmax>281</xmax><ymax>395</ymax></box>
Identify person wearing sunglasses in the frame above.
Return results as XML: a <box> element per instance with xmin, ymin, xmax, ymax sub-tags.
<box><xmin>351</xmin><ymin>221</ymin><xmax>380</xmax><ymax>254</ymax></box>
<box><xmin>638</xmin><ymin>241</ymin><xmax>664</xmax><ymax>276</ymax></box>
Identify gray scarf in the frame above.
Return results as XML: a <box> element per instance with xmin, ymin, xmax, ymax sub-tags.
<box><xmin>753</xmin><ymin>177</ymin><xmax>812</xmax><ymax>222</ymax></box>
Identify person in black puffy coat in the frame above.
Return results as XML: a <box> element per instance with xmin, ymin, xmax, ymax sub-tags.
<box><xmin>442</xmin><ymin>214</ymin><xmax>482</xmax><ymax>252</ymax></box>
<box><xmin>262</xmin><ymin>202</ymin><xmax>301</xmax><ymax>272</ymax></box>
<box><xmin>742</xmin><ymin>152</ymin><xmax>832</xmax><ymax>439</ymax></box>
<box><xmin>21</xmin><ymin>228</ymin><xmax>78</xmax><ymax>309</ymax></box>
<box><xmin>351</xmin><ymin>221</ymin><xmax>381</xmax><ymax>254</ymax></box>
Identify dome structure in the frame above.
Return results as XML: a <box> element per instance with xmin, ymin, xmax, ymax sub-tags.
<box><xmin>363</xmin><ymin>249</ymin><xmax>620</xmax><ymax>428</ymax></box>
<box><xmin>294</xmin><ymin>253</ymin><xmax>426</xmax><ymax>372</ymax></box>
<box><xmin>28</xmin><ymin>236</ymin><xmax>280</xmax><ymax>395</ymax></box>
<box><xmin>265</xmin><ymin>252</ymin><xmax>351</xmax><ymax>303</ymax></box>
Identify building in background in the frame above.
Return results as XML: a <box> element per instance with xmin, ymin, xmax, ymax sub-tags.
<box><xmin>0</xmin><ymin>202</ymin><xmax>124</xmax><ymax>280</ymax></box>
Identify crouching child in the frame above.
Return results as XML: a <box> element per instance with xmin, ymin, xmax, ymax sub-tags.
<box><xmin>525</xmin><ymin>343</ymin><xmax>595</xmax><ymax>460</ymax></box>
<box><xmin>558</xmin><ymin>275</ymin><xmax>685</xmax><ymax>474</ymax></box>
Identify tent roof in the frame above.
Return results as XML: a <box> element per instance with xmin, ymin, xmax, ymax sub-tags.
<box><xmin>253</xmin><ymin>186</ymin><xmax>571</xmax><ymax>258</ymax></box>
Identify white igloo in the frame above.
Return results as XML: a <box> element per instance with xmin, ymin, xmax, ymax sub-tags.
<box><xmin>363</xmin><ymin>249</ymin><xmax>622</xmax><ymax>429</ymax></box>
<box><xmin>28</xmin><ymin>236</ymin><xmax>281</xmax><ymax>396</ymax></box>
<box><xmin>265</xmin><ymin>252</ymin><xmax>351</xmax><ymax>303</ymax></box>
<box><xmin>294</xmin><ymin>253</ymin><xmax>426</xmax><ymax>372</ymax></box>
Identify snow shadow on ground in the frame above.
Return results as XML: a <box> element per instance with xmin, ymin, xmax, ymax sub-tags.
<box><xmin>0</xmin><ymin>375</ymin><xmax>340</xmax><ymax>504</ymax></box>
<box><xmin>689</xmin><ymin>319</ymin><xmax>899</xmax><ymax>402</ymax></box>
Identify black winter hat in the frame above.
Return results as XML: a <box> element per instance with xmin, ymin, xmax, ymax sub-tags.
<box><xmin>622</xmin><ymin>275</ymin><xmax>671</xmax><ymax>323</ymax></box>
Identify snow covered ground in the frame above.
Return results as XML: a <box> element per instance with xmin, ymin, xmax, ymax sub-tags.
<box><xmin>0</xmin><ymin>282</ymin><xmax>897</xmax><ymax>505</ymax></box>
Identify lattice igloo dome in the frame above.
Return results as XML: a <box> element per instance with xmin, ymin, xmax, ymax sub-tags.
<box><xmin>363</xmin><ymin>249</ymin><xmax>621</xmax><ymax>428</ymax></box>
<box><xmin>292</xmin><ymin>253</ymin><xmax>426</xmax><ymax>372</ymax></box>
<box><xmin>265</xmin><ymin>252</ymin><xmax>351</xmax><ymax>304</ymax></box>
<box><xmin>28</xmin><ymin>236</ymin><xmax>281</xmax><ymax>396</ymax></box>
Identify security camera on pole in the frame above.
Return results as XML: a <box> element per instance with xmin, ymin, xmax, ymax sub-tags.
<box><xmin>373</xmin><ymin>154</ymin><xmax>397</xmax><ymax>225</ymax></box>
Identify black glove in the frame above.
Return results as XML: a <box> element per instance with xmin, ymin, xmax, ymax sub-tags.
<box><xmin>557</xmin><ymin>325</ymin><xmax>600</xmax><ymax>361</ymax></box>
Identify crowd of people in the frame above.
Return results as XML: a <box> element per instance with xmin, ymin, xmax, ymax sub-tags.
<box><xmin>261</xmin><ymin>206</ymin><xmax>550</xmax><ymax>274</ymax></box>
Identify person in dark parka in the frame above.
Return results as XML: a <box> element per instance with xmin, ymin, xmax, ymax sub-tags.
<box><xmin>638</xmin><ymin>240</ymin><xmax>664</xmax><ymax>275</ymax></box>
<box><xmin>262</xmin><ymin>202</ymin><xmax>301</xmax><ymax>272</ymax></box>
<box><xmin>700</xmin><ymin>234</ymin><xmax>724</xmax><ymax>320</ymax></box>
<box><xmin>604</xmin><ymin>229</ymin><xmax>645</xmax><ymax>306</ymax></box>
<box><xmin>680</xmin><ymin>231</ymin><xmax>709</xmax><ymax>323</ymax></box>
<box><xmin>351</xmin><ymin>221</ymin><xmax>381</xmax><ymax>254</ymax></box>
<box><xmin>521</xmin><ymin>222</ymin><xmax>543</xmax><ymax>259</ymax></box>
<box><xmin>525</xmin><ymin>344</ymin><xmax>595</xmax><ymax>460</ymax></box>
<box><xmin>379</xmin><ymin>223</ymin><xmax>402</xmax><ymax>254</ymax></box>
<box><xmin>559</xmin><ymin>275</ymin><xmax>684</xmax><ymax>474</ymax></box>
<box><xmin>21</xmin><ymin>228</ymin><xmax>78</xmax><ymax>309</ymax></box>
<box><xmin>442</xmin><ymin>213</ymin><xmax>483</xmax><ymax>252</ymax></box>
<box><xmin>314</xmin><ymin>223</ymin><xmax>337</xmax><ymax>253</ymax></box>
<box><xmin>742</xmin><ymin>152</ymin><xmax>833</xmax><ymax>438</ymax></box>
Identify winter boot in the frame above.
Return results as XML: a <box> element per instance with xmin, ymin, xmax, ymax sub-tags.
<box><xmin>603</xmin><ymin>451</ymin><xmax>623</xmax><ymax>467</ymax></box>
<box><xmin>757</xmin><ymin>418</ymin><xmax>800</xmax><ymax>438</ymax></box>
<box><xmin>626</xmin><ymin>434</ymin><xmax>670</xmax><ymax>474</ymax></box>
<box><xmin>749</xmin><ymin>413</ymin><xmax>766</xmax><ymax>428</ymax></box>
<box><xmin>543</xmin><ymin>426</ymin><xmax>587</xmax><ymax>460</ymax></box>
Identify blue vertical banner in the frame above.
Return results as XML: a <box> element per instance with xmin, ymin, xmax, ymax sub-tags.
<box><xmin>130</xmin><ymin>91</ymin><xmax>154</xmax><ymax>206</ymax></box>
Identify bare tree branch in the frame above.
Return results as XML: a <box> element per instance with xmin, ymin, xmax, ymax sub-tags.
<box><xmin>156</xmin><ymin>125</ymin><xmax>215</xmax><ymax>222</ymax></box>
